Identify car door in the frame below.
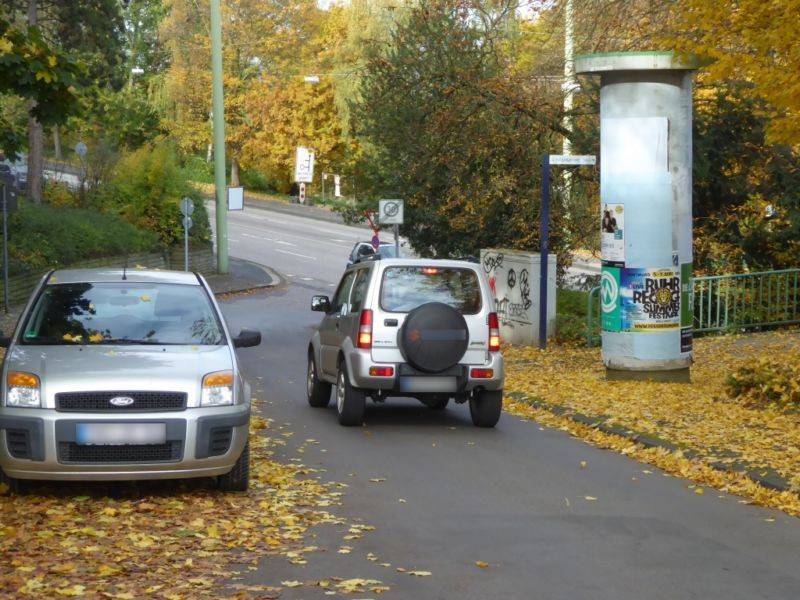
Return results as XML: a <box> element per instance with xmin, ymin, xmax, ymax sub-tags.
<box><xmin>319</xmin><ymin>270</ymin><xmax>357</xmax><ymax>376</ymax></box>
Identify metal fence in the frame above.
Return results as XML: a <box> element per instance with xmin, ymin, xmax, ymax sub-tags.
<box><xmin>586</xmin><ymin>268</ymin><xmax>800</xmax><ymax>346</ymax></box>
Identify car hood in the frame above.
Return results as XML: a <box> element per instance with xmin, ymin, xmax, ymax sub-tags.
<box><xmin>5</xmin><ymin>344</ymin><xmax>236</xmax><ymax>403</ymax></box>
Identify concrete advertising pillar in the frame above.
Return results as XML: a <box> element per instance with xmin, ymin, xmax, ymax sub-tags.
<box><xmin>576</xmin><ymin>52</ymin><xmax>698</xmax><ymax>381</ymax></box>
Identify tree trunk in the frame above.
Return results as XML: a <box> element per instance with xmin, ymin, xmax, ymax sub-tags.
<box><xmin>53</xmin><ymin>125</ymin><xmax>62</xmax><ymax>161</ymax></box>
<box><xmin>27</xmin><ymin>0</ymin><xmax>43</xmax><ymax>204</ymax></box>
<box><xmin>230</xmin><ymin>157</ymin><xmax>240</xmax><ymax>187</ymax></box>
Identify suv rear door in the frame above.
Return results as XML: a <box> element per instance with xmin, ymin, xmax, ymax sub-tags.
<box><xmin>370</xmin><ymin>264</ymin><xmax>489</xmax><ymax>367</ymax></box>
<box><xmin>319</xmin><ymin>267</ymin><xmax>371</xmax><ymax>376</ymax></box>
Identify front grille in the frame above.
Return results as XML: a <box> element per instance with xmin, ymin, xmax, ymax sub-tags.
<box><xmin>58</xmin><ymin>441</ymin><xmax>183</xmax><ymax>463</ymax></box>
<box><xmin>208</xmin><ymin>427</ymin><xmax>233</xmax><ymax>457</ymax></box>
<box><xmin>56</xmin><ymin>391</ymin><xmax>187</xmax><ymax>412</ymax></box>
<box><xmin>6</xmin><ymin>429</ymin><xmax>30</xmax><ymax>459</ymax></box>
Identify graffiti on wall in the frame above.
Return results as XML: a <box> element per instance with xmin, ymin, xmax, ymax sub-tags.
<box><xmin>481</xmin><ymin>251</ymin><xmax>532</xmax><ymax>327</ymax></box>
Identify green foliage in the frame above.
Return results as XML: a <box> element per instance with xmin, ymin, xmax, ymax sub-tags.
<box><xmin>0</xmin><ymin>19</ymin><xmax>83</xmax><ymax>159</ymax></box>
<box><xmin>6</xmin><ymin>200</ymin><xmax>158</xmax><ymax>273</ymax></box>
<box><xmin>104</xmin><ymin>141</ymin><xmax>211</xmax><ymax>247</ymax></box>
<box><xmin>181</xmin><ymin>154</ymin><xmax>215</xmax><ymax>184</ymax></box>
<box><xmin>693</xmin><ymin>84</ymin><xmax>800</xmax><ymax>274</ymax></box>
<box><xmin>555</xmin><ymin>288</ymin><xmax>593</xmax><ymax>345</ymax></box>
<box><xmin>725</xmin><ymin>351</ymin><xmax>800</xmax><ymax>408</ymax></box>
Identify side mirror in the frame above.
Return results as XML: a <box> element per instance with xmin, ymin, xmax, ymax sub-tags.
<box><xmin>233</xmin><ymin>329</ymin><xmax>261</xmax><ymax>348</ymax></box>
<box><xmin>311</xmin><ymin>295</ymin><xmax>331</xmax><ymax>313</ymax></box>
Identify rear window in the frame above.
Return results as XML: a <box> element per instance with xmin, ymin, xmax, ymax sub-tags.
<box><xmin>380</xmin><ymin>266</ymin><xmax>482</xmax><ymax>314</ymax></box>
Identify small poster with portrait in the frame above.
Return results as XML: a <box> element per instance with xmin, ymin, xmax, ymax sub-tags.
<box><xmin>601</xmin><ymin>202</ymin><xmax>625</xmax><ymax>266</ymax></box>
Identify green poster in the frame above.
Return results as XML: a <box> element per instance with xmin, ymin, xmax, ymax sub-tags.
<box><xmin>601</xmin><ymin>266</ymin><xmax>621</xmax><ymax>332</ymax></box>
<box><xmin>681</xmin><ymin>262</ymin><xmax>693</xmax><ymax>327</ymax></box>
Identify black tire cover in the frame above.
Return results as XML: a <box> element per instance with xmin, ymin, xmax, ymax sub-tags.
<box><xmin>399</xmin><ymin>302</ymin><xmax>469</xmax><ymax>373</ymax></box>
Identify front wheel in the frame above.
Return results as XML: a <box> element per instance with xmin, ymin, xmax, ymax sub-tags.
<box><xmin>336</xmin><ymin>362</ymin><xmax>365</xmax><ymax>426</ymax></box>
<box><xmin>469</xmin><ymin>389</ymin><xmax>502</xmax><ymax>428</ymax></box>
<box><xmin>218</xmin><ymin>442</ymin><xmax>250</xmax><ymax>492</ymax></box>
<box><xmin>307</xmin><ymin>352</ymin><xmax>332</xmax><ymax>407</ymax></box>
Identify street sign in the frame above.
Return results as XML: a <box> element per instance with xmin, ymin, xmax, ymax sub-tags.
<box><xmin>228</xmin><ymin>187</ymin><xmax>244</xmax><ymax>211</ymax></box>
<box><xmin>294</xmin><ymin>147</ymin><xmax>315</xmax><ymax>183</ymax></box>
<box><xmin>180</xmin><ymin>197</ymin><xmax>194</xmax><ymax>216</ymax></box>
<box><xmin>74</xmin><ymin>142</ymin><xmax>88</xmax><ymax>158</ymax></box>
<box><xmin>299</xmin><ymin>183</ymin><xmax>306</xmax><ymax>204</ymax></box>
<box><xmin>182</xmin><ymin>216</ymin><xmax>193</xmax><ymax>230</ymax></box>
<box><xmin>371</xmin><ymin>235</ymin><xmax>380</xmax><ymax>250</ymax></box>
<box><xmin>548</xmin><ymin>154</ymin><xmax>596</xmax><ymax>166</ymax></box>
<box><xmin>379</xmin><ymin>199</ymin><xmax>404</xmax><ymax>225</ymax></box>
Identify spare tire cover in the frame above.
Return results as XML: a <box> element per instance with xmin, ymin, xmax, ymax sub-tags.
<box><xmin>399</xmin><ymin>302</ymin><xmax>469</xmax><ymax>373</ymax></box>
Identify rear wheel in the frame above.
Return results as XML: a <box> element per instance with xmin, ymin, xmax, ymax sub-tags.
<box><xmin>469</xmin><ymin>389</ymin><xmax>502</xmax><ymax>428</ymax></box>
<box><xmin>218</xmin><ymin>442</ymin><xmax>250</xmax><ymax>492</ymax></box>
<box><xmin>336</xmin><ymin>361</ymin><xmax>365</xmax><ymax>426</ymax></box>
<box><xmin>307</xmin><ymin>352</ymin><xmax>332</xmax><ymax>407</ymax></box>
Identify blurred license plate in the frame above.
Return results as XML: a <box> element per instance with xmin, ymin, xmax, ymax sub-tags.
<box><xmin>399</xmin><ymin>377</ymin><xmax>456</xmax><ymax>393</ymax></box>
<box><xmin>76</xmin><ymin>423</ymin><xmax>166</xmax><ymax>445</ymax></box>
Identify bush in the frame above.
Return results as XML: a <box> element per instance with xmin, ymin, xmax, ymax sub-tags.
<box><xmin>555</xmin><ymin>288</ymin><xmax>593</xmax><ymax>345</ymax></box>
<box><xmin>7</xmin><ymin>201</ymin><xmax>159</xmax><ymax>273</ymax></box>
<box><xmin>725</xmin><ymin>351</ymin><xmax>800</xmax><ymax>407</ymax></box>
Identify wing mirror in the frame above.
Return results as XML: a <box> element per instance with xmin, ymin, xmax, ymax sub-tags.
<box><xmin>311</xmin><ymin>295</ymin><xmax>331</xmax><ymax>312</ymax></box>
<box><xmin>233</xmin><ymin>329</ymin><xmax>261</xmax><ymax>348</ymax></box>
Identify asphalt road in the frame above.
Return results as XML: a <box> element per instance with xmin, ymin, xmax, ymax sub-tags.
<box><xmin>215</xmin><ymin>202</ymin><xmax>800</xmax><ymax>599</ymax></box>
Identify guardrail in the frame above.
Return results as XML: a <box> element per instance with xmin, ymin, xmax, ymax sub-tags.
<box><xmin>586</xmin><ymin>268</ymin><xmax>800</xmax><ymax>346</ymax></box>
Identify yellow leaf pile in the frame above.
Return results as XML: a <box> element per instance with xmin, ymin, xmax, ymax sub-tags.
<box><xmin>0</xmin><ymin>410</ymin><xmax>359</xmax><ymax>598</ymax></box>
<box><xmin>503</xmin><ymin>330</ymin><xmax>800</xmax><ymax>514</ymax></box>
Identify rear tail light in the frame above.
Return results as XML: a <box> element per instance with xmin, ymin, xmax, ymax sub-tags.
<box><xmin>358</xmin><ymin>309</ymin><xmax>373</xmax><ymax>349</ymax></box>
<box><xmin>369</xmin><ymin>366</ymin><xmax>394</xmax><ymax>377</ymax></box>
<box><xmin>470</xmin><ymin>368</ymin><xmax>494</xmax><ymax>379</ymax></box>
<box><xmin>488</xmin><ymin>312</ymin><xmax>501</xmax><ymax>351</ymax></box>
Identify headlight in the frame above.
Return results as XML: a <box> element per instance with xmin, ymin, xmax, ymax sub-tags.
<box><xmin>7</xmin><ymin>372</ymin><xmax>41</xmax><ymax>407</ymax></box>
<box><xmin>201</xmin><ymin>370</ymin><xmax>234</xmax><ymax>406</ymax></box>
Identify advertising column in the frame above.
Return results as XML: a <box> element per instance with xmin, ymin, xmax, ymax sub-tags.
<box><xmin>577</xmin><ymin>52</ymin><xmax>697</xmax><ymax>379</ymax></box>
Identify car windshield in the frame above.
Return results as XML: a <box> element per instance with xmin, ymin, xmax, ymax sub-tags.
<box><xmin>380</xmin><ymin>266</ymin><xmax>482</xmax><ymax>314</ymax></box>
<box><xmin>20</xmin><ymin>282</ymin><xmax>225</xmax><ymax>345</ymax></box>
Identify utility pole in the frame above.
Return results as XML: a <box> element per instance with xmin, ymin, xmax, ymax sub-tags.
<box><xmin>210</xmin><ymin>0</ymin><xmax>228</xmax><ymax>273</ymax></box>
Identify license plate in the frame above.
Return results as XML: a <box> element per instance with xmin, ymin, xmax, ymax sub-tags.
<box><xmin>399</xmin><ymin>377</ymin><xmax>456</xmax><ymax>393</ymax></box>
<box><xmin>75</xmin><ymin>423</ymin><xmax>167</xmax><ymax>445</ymax></box>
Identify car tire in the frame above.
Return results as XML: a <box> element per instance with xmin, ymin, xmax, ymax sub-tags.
<box><xmin>307</xmin><ymin>352</ymin><xmax>332</xmax><ymax>407</ymax></box>
<box><xmin>336</xmin><ymin>361</ymin><xmax>365</xmax><ymax>426</ymax></box>
<box><xmin>469</xmin><ymin>389</ymin><xmax>502</xmax><ymax>428</ymax></box>
<box><xmin>218</xmin><ymin>441</ymin><xmax>250</xmax><ymax>492</ymax></box>
<box><xmin>399</xmin><ymin>302</ymin><xmax>469</xmax><ymax>373</ymax></box>
<box><xmin>0</xmin><ymin>467</ymin><xmax>24</xmax><ymax>495</ymax></box>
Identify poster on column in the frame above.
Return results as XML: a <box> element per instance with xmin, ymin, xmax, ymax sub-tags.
<box><xmin>600</xmin><ymin>203</ymin><xmax>625</xmax><ymax>266</ymax></box>
<box><xmin>619</xmin><ymin>267</ymin><xmax>681</xmax><ymax>332</ymax></box>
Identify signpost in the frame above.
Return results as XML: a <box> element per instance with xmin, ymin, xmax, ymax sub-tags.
<box><xmin>540</xmin><ymin>154</ymin><xmax>596</xmax><ymax>349</ymax></box>
<box><xmin>180</xmin><ymin>197</ymin><xmax>194</xmax><ymax>272</ymax></box>
<box><xmin>294</xmin><ymin>147</ymin><xmax>315</xmax><ymax>184</ymax></box>
<box><xmin>379</xmin><ymin>199</ymin><xmax>404</xmax><ymax>257</ymax></box>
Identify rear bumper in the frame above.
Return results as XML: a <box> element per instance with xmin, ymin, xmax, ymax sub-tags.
<box><xmin>0</xmin><ymin>405</ymin><xmax>249</xmax><ymax>481</ymax></box>
<box><xmin>348</xmin><ymin>350</ymin><xmax>504</xmax><ymax>394</ymax></box>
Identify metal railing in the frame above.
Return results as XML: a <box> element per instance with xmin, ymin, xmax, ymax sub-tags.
<box><xmin>586</xmin><ymin>268</ymin><xmax>800</xmax><ymax>346</ymax></box>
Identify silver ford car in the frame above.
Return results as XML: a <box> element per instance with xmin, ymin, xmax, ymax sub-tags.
<box><xmin>0</xmin><ymin>268</ymin><xmax>261</xmax><ymax>493</ymax></box>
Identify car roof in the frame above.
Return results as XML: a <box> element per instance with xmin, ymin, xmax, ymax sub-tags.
<box><xmin>47</xmin><ymin>268</ymin><xmax>203</xmax><ymax>286</ymax></box>
<box><xmin>351</xmin><ymin>257</ymin><xmax>481</xmax><ymax>269</ymax></box>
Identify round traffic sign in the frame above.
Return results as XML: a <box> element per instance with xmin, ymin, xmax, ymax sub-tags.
<box><xmin>371</xmin><ymin>235</ymin><xmax>380</xmax><ymax>250</ymax></box>
<box><xmin>383</xmin><ymin>201</ymin><xmax>400</xmax><ymax>217</ymax></box>
<box><xmin>182</xmin><ymin>216</ymin><xmax>193</xmax><ymax>230</ymax></box>
<box><xmin>180</xmin><ymin>197</ymin><xmax>194</xmax><ymax>216</ymax></box>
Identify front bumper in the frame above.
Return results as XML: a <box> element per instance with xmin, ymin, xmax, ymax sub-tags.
<box><xmin>0</xmin><ymin>404</ymin><xmax>250</xmax><ymax>481</ymax></box>
<box><xmin>347</xmin><ymin>350</ymin><xmax>505</xmax><ymax>394</ymax></box>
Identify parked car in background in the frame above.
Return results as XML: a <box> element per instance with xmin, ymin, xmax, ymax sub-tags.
<box><xmin>0</xmin><ymin>159</ymin><xmax>26</xmax><ymax>192</ymax></box>
<box><xmin>308</xmin><ymin>257</ymin><xmax>504</xmax><ymax>427</ymax></box>
<box><xmin>346</xmin><ymin>240</ymin><xmax>406</xmax><ymax>267</ymax></box>
<box><xmin>0</xmin><ymin>268</ymin><xmax>261</xmax><ymax>493</ymax></box>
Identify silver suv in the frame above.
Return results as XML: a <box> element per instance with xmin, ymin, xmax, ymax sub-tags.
<box><xmin>308</xmin><ymin>257</ymin><xmax>504</xmax><ymax>427</ymax></box>
<box><xmin>0</xmin><ymin>268</ymin><xmax>261</xmax><ymax>493</ymax></box>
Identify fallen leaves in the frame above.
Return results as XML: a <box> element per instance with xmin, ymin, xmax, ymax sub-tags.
<box><xmin>503</xmin><ymin>331</ymin><xmax>800</xmax><ymax>516</ymax></box>
<box><xmin>0</xmin><ymin>417</ymin><xmax>353</xmax><ymax>598</ymax></box>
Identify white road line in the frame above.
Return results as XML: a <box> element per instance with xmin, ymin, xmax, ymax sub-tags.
<box><xmin>275</xmin><ymin>249</ymin><xmax>317</xmax><ymax>260</ymax></box>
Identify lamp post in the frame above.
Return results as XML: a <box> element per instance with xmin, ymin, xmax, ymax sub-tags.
<box><xmin>210</xmin><ymin>0</ymin><xmax>228</xmax><ymax>273</ymax></box>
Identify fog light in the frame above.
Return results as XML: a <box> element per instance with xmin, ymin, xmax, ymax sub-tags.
<box><xmin>369</xmin><ymin>366</ymin><xmax>394</xmax><ymax>377</ymax></box>
<box><xmin>470</xmin><ymin>368</ymin><xmax>494</xmax><ymax>379</ymax></box>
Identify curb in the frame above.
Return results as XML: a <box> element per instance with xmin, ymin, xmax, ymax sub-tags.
<box><xmin>507</xmin><ymin>391</ymin><xmax>791</xmax><ymax>493</ymax></box>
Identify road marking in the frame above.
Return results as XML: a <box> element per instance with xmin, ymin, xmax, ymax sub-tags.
<box><xmin>275</xmin><ymin>249</ymin><xmax>317</xmax><ymax>260</ymax></box>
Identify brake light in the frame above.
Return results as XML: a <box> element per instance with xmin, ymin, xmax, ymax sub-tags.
<box><xmin>358</xmin><ymin>309</ymin><xmax>373</xmax><ymax>349</ymax></box>
<box><xmin>421</xmin><ymin>267</ymin><xmax>439</xmax><ymax>275</ymax></box>
<box><xmin>369</xmin><ymin>366</ymin><xmax>394</xmax><ymax>377</ymax></box>
<box><xmin>488</xmin><ymin>312</ymin><xmax>501</xmax><ymax>351</ymax></box>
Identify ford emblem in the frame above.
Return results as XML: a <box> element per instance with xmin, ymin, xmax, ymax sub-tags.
<box><xmin>109</xmin><ymin>396</ymin><xmax>135</xmax><ymax>407</ymax></box>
